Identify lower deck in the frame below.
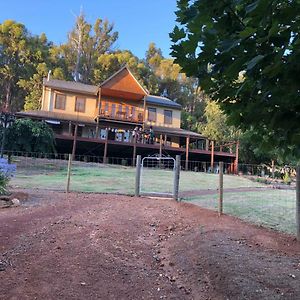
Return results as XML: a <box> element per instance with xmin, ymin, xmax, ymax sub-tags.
<box><xmin>55</xmin><ymin>132</ymin><xmax>237</xmax><ymax>173</ymax></box>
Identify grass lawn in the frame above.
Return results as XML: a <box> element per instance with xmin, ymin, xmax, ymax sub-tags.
<box><xmin>11</xmin><ymin>162</ymin><xmax>264</xmax><ymax>194</ymax></box>
<box><xmin>10</xmin><ymin>159</ymin><xmax>296</xmax><ymax>235</ymax></box>
<box><xmin>183</xmin><ymin>189</ymin><xmax>296</xmax><ymax>234</ymax></box>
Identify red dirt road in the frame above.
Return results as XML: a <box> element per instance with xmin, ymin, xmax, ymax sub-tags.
<box><xmin>1</xmin><ymin>190</ymin><xmax>300</xmax><ymax>299</ymax></box>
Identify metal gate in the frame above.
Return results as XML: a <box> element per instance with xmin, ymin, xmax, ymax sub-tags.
<box><xmin>139</xmin><ymin>154</ymin><xmax>177</xmax><ymax>198</ymax></box>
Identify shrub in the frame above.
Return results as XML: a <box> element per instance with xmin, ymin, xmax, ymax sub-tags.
<box><xmin>0</xmin><ymin>158</ymin><xmax>16</xmax><ymax>195</ymax></box>
<box><xmin>0</xmin><ymin>172</ymin><xmax>9</xmax><ymax>195</ymax></box>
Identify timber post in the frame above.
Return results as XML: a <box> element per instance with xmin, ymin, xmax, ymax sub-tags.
<box><xmin>159</xmin><ymin>134</ymin><xmax>163</xmax><ymax>158</ymax></box>
<box><xmin>210</xmin><ymin>140</ymin><xmax>215</xmax><ymax>172</ymax></box>
<box><xmin>103</xmin><ymin>128</ymin><xmax>108</xmax><ymax>164</ymax></box>
<box><xmin>95</xmin><ymin>88</ymin><xmax>102</xmax><ymax>138</ymax></box>
<box><xmin>71</xmin><ymin>124</ymin><xmax>78</xmax><ymax>160</ymax></box>
<box><xmin>219</xmin><ymin>161</ymin><xmax>224</xmax><ymax>216</ymax></box>
<box><xmin>132</xmin><ymin>135</ymin><xmax>137</xmax><ymax>166</ymax></box>
<box><xmin>296</xmin><ymin>166</ymin><xmax>300</xmax><ymax>241</ymax></box>
<box><xmin>185</xmin><ymin>136</ymin><xmax>190</xmax><ymax>171</ymax></box>
<box><xmin>234</xmin><ymin>140</ymin><xmax>239</xmax><ymax>174</ymax></box>
<box><xmin>142</xmin><ymin>96</ymin><xmax>146</xmax><ymax>130</ymax></box>
<box><xmin>173</xmin><ymin>155</ymin><xmax>181</xmax><ymax>201</ymax></box>
<box><xmin>135</xmin><ymin>155</ymin><xmax>142</xmax><ymax>197</ymax></box>
<box><xmin>66</xmin><ymin>154</ymin><xmax>72</xmax><ymax>193</ymax></box>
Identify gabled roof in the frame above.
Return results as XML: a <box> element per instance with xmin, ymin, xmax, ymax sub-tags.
<box><xmin>42</xmin><ymin>67</ymin><xmax>181</xmax><ymax>109</ymax></box>
<box><xmin>43</xmin><ymin>78</ymin><xmax>99</xmax><ymax>96</ymax></box>
<box><xmin>146</xmin><ymin>95</ymin><xmax>181</xmax><ymax>109</ymax></box>
<box><xmin>100</xmin><ymin>65</ymin><xmax>148</xmax><ymax>95</ymax></box>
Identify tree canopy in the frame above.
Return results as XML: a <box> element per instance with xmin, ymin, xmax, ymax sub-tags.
<box><xmin>170</xmin><ymin>0</ymin><xmax>300</xmax><ymax>160</ymax></box>
<box><xmin>4</xmin><ymin>118</ymin><xmax>56</xmax><ymax>153</ymax></box>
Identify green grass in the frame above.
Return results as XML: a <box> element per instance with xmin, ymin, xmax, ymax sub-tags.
<box><xmin>12</xmin><ymin>165</ymin><xmax>136</xmax><ymax>194</ymax></box>
<box><xmin>10</xmin><ymin>161</ymin><xmax>297</xmax><ymax>235</ymax></box>
<box><xmin>183</xmin><ymin>190</ymin><xmax>296</xmax><ymax>234</ymax></box>
<box><xmin>11</xmin><ymin>164</ymin><xmax>264</xmax><ymax>194</ymax></box>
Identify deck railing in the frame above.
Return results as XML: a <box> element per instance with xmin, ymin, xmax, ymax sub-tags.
<box><xmin>98</xmin><ymin>104</ymin><xmax>144</xmax><ymax>123</ymax></box>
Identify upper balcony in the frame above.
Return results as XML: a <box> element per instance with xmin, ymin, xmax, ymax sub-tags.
<box><xmin>98</xmin><ymin>103</ymin><xmax>144</xmax><ymax>124</ymax></box>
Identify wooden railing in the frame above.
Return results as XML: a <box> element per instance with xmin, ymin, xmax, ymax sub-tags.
<box><xmin>98</xmin><ymin>104</ymin><xmax>144</xmax><ymax>123</ymax></box>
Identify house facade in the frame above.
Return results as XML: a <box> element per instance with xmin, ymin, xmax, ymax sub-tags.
<box><xmin>17</xmin><ymin>66</ymin><xmax>238</xmax><ymax>172</ymax></box>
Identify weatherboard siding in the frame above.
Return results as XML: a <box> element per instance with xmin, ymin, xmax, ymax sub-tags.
<box><xmin>145</xmin><ymin>104</ymin><xmax>181</xmax><ymax>128</ymax></box>
<box><xmin>43</xmin><ymin>88</ymin><xmax>97</xmax><ymax>117</ymax></box>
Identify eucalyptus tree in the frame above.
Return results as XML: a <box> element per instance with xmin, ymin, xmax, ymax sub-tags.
<box><xmin>61</xmin><ymin>12</ymin><xmax>118</xmax><ymax>83</ymax></box>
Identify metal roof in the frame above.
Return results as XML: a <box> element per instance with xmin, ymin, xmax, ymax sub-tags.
<box><xmin>43</xmin><ymin>78</ymin><xmax>99</xmax><ymax>95</ymax></box>
<box><xmin>147</xmin><ymin>125</ymin><xmax>204</xmax><ymax>139</ymax></box>
<box><xmin>146</xmin><ymin>95</ymin><xmax>182</xmax><ymax>109</ymax></box>
<box><xmin>17</xmin><ymin>110</ymin><xmax>96</xmax><ymax>125</ymax></box>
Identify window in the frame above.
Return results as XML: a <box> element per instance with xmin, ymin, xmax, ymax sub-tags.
<box><xmin>148</xmin><ymin>107</ymin><xmax>156</xmax><ymax>122</ymax></box>
<box><xmin>104</xmin><ymin>102</ymin><xmax>109</xmax><ymax>113</ymax></box>
<box><xmin>55</xmin><ymin>94</ymin><xmax>66</xmax><ymax>110</ymax></box>
<box><xmin>125</xmin><ymin>106</ymin><xmax>129</xmax><ymax>118</ymax></box>
<box><xmin>118</xmin><ymin>104</ymin><xmax>122</xmax><ymax>113</ymax></box>
<box><xmin>111</xmin><ymin>104</ymin><xmax>116</xmax><ymax>117</ymax></box>
<box><xmin>75</xmin><ymin>97</ymin><xmax>86</xmax><ymax>113</ymax></box>
<box><xmin>130</xmin><ymin>107</ymin><xmax>136</xmax><ymax>119</ymax></box>
<box><xmin>164</xmin><ymin>110</ymin><xmax>173</xmax><ymax>125</ymax></box>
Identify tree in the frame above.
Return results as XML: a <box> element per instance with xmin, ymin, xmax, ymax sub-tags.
<box><xmin>94</xmin><ymin>50</ymin><xmax>142</xmax><ymax>83</ymax></box>
<box><xmin>0</xmin><ymin>20</ymin><xmax>31</xmax><ymax>111</ymax></box>
<box><xmin>145</xmin><ymin>42</ymin><xmax>163</xmax><ymax>70</ymax></box>
<box><xmin>171</xmin><ymin>0</ymin><xmax>300</xmax><ymax>160</ymax></box>
<box><xmin>18</xmin><ymin>32</ymin><xmax>69</xmax><ymax>111</ymax></box>
<box><xmin>60</xmin><ymin>12</ymin><xmax>118</xmax><ymax>83</ymax></box>
<box><xmin>4</xmin><ymin>118</ymin><xmax>56</xmax><ymax>153</ymax></box>
<box><xmin>200</xmin><ymin>101</ymin><xmax>237</xmax><ymax>143</ymax></box>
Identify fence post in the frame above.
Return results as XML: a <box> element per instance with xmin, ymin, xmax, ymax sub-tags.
<box><xmin>173</xmin><ymin>155</ymin><xmax>181</xmax><ymax>201</ymax></box>
<box><xmin>135</xmin><ymin>155</ymin><xmax>141</xmax><ymax>197</ymax></box>
<box><xmin>219</xmin><ymin>161</ymin><xmax>224</xmax><ymax>216</ymax></box>
<box><xmin>66</xmin><ymin>154</ymin><xmax>72</xmax><ymax>193</ymax></box>
<box><xmin>296</xmin><ymin>166</ymin><xmax>300</xmax><ymax>241</ymax></box>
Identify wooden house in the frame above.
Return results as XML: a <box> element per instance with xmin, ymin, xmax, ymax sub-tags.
<box><xmin>17</xmin><ymin>66</ymin><xmax>238</xmax><ymax>171</ymax></box>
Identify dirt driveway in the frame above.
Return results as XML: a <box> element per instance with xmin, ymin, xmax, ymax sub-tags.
<box><xmin>1</xmin><ymin>189</ymin><xmax>300</xmax><ymax>300</ymax></box>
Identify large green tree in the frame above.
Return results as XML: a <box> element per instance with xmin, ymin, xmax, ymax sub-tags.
<box><xmin>171</xmin><ymin>0</ymin><xmax>300</xmax><ymax>160</ymax></box>
<box><xmin>19</xmin><ymin>33</ymin><xmax>68</xmax><ymax>111</ymax></box>
<box><xmin>60</xmin><ymin>12</ymin><xmax>118</xmax><ymax>83</ymax></box>
<box><xmin>0</xmin><ymin>20</ymin><xmax>31</xmax><ymax>111</ymax></box>
<box><xmin>200</xmin><ymin>101</ymin><xmax>238</xmax><ymax>143</ymax></box>
<box><xmin>4</xmin><ymin>118</ymin><xmax>55</xmax><ymax>153</ymax></box>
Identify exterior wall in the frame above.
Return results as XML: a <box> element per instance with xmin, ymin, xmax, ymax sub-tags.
<box><xmin>42</xmin><ymin>88</ymin><xmax>181</xmax><ymax>130</ymax></box>
<box><xmin>145</xmin><ymin>104</ymin><xmax>181</xmax><ymax>128</ymax></box>
<box><xmin>42</xmin><ymin>87</ymin><xmax>51</xmax><ymax>111</ymax></box>
<box><xmin>42</xmin><ymin>88</ymin><xmax>97</xmax><ymax>117</ymax></box>
<box><xmin>102</xmin><ymin>68</ymin><xmax>146</xmax><ymax>95</ymax></box>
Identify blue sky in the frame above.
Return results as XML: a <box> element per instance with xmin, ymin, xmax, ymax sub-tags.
<box><xmin>0</xmin><ymin>0</ymin><xmax>178</xmax><ymax>59</ymax></box>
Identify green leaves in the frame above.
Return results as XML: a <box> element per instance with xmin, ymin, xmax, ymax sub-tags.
<box><xmin>239</xmin><ymin>27</ymin><xmax>256</xmax><ymax>38</ymax></box>
<box><xmin>245</xmin><ymin>1</ymin><xmax>259</xmax><ymax>14</ymax></box>
<box><xmin>5</xmin><ymin>119</ymin><xmax>55</xmax><ymax>153</ymax></box>
<box><xmin>246</xmin><ymin>54</ymin><xmax>265</xmax><ymax>70</ymax></box>
<box><xmin>170</xmin><ymin>26</ymin><xmax>186</xmax><ymax>43</ymax></box>
<box><xmin>171</xmin><ymin>0</ymin><xmax>300</xmax><ymax>161</ymax></box>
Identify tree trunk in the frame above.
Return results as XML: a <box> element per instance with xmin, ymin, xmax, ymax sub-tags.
<box><xmin>74</xmin><ymin>46</ymin><xmax>81</xmax><ymax>82</ymax></box>
<box><xmin>4</xmin><ymin>81</ymin><xmax>12</xmax><ymax>112</ymax></box>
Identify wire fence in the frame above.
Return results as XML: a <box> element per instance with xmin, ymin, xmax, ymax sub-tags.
<box><xmin>140</xmin><ymin>156</ymin><xmax>176</xmax><ymax>196</ymax></box>
<box><xmin>180</xmin><ymin>162</ymin><xmax>297</xmax><ymax>235</ymax></box>
<box><xmin>3</xmin><ymin>151</ymin><xmax>298</xmax><ymax>236</ymax></box>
